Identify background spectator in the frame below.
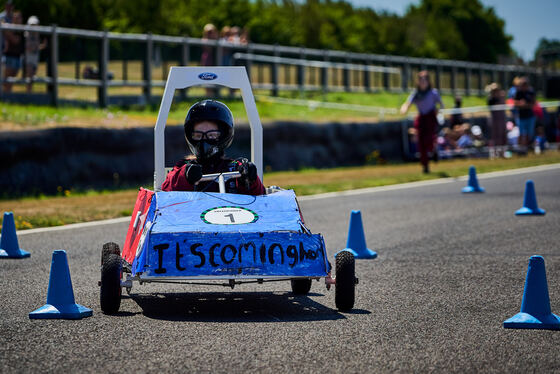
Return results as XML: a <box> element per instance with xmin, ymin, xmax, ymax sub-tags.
<box><xmin>2</xmin><ymin>10</ymin><xmax>23</xmax><ymax>93</ymax></box>
<box><xmin>533</xmin><ymin>126</ymin><xmax>547</xmax><ymax>154</ymax></box>
<box><xmin>240</xmin><ymin>27</ymin><xmax>250</xmax><ymax>45</ymax></box>
<box><xmin>24</xmin><ymin>15</ymin><xmax>46</xmax><ymax>93</ymax></box>
<box><xmin>0</xmin><ymin>0</ymin><xmax>13</xmax><ymax>23</ymax></box>
<box><xmin>486</xmin><ymin>83</ymin><xmax>507</xmax><ymax>156</ymax></box>
<box><xmin>201</xmin><ymin>23</ymin><xmax>218</xmax><ymax>96</ymax></box>
<box><xmin>229</xmin><ymin>26</ymin><xmax>241</xmax><ymax>44</ymax></box>
<box><xmin>506</xmin><ymin>120</ymin><xmax>519</xmax><ymax>147</ymax></box>
<box><xmin>220</xmin><ymin>26</ymin><xmax>232</xmax><ymax>66</ymax></box>
<box><xmin>400</xmin><ymin>70</ymin><xmax>444</xmax><ymax>173</ymax></box>
<box><xmin>200</xmin><ymin>23</ymin><xmax>218</xmax><ymax>66</ymax></box>
<box><xmin>507</xmin><ymin>76</ymin><xmax>520</xmax><ymax>101</ymax></box>
<box><xmin>450</xmin><ymin>96</ymin><xmax>463</xmax><ymax>127</ymax></box>
<box><xmin>513</xmin><ymin>76</ymin><xmax>536</xmax><ymax>151</ymax></box>
<box><xmin>0</xmin><ymin>0</ymin><xmax>13</xmax><ymax>84</ymax></box>
<box><xmin>507</xmin><ymin>76</ymin><xmax>520</xmax><ymax>126</ymax></box>
<box><xmin>456</xmin><ymin>123</ymin><xmax>473</xmax><ymax>148</ymax></box>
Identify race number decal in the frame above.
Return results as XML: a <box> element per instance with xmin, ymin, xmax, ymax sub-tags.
<box><xmin>201</xmin><ymin>206</ymin><xmax>259</xmax><ymax>225</ymax></box>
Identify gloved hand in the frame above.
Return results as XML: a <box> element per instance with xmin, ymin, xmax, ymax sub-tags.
<box><xmin>235</xmin><ymin>158</ymin><xmax>257</xmax><ymax>184</ymax></box>
<box><xmin>185</xmin><ymin>163</ymin><xmax>203</xmax><ymax>185</ymax></box>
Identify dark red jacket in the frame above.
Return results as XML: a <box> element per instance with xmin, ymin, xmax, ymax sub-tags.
<box><xmin>161</xmin><ymin>157</ymin><xmax>265</xmax><ymax>195</ymax></box>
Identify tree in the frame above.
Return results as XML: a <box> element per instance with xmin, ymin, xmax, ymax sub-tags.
<box><xmin>405</xmin><ymin>0</ymin><xmax>512</xmax><ymax>62</ymax></box>
<box><xmin>534</xmin><ymin>38</ymin><xmax>560</xmax><ymax>68</ymax></box>
<box><xmin>7</xmin><ymin>0</ymin><xmax>513</xmax><ymax>63</ymax></box>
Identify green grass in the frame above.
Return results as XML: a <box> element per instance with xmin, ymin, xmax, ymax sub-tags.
<box><xmin>2</xmin><ymin>152</ymin><xmax>559</xmax><ymax>230</ymax></box>
<box><xmin>0</xmin><ymin>90</ymin><xmax>498</xmax><ymax>130</ymax></box>
<box><xmin>278</xmin><ymin>90</ymin><xmax>489</xmax><ymax>109</ymax></box>
<box><xmin>4</xmin><ymin>59</ymin><xmax>554</xmax><ymax>130</ymax></box>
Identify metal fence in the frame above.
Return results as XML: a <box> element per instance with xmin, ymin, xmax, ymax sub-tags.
<box><xmin>1</xmin><ymin>23</ymin><xmax>558</xmax><ymax>108</ymax></box>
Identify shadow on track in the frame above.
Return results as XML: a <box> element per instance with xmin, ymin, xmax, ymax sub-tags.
<box><xmin>128</xmin><ymin>291</ymin><xmax>370</xmax><ymax>322</ymax></box>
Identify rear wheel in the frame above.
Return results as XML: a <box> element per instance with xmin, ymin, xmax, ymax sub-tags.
<box><xmin>291</xmin><ymin>278</ymin><xmax>312</xmax><ymax>295</ymax></box>
<box><xmin>100</xmin><ymin>253</ymin><xmax>122</xmax><ymax>314</ymax></box>
<box><xmin>335</xmin><ymin>250</ymin><xmax>355</xmax><ymax>311</ymax></box>
<box><xmin>101</xmin><ymin>242</ymin><xmax>120</xmax><ymax>265</ymax></box>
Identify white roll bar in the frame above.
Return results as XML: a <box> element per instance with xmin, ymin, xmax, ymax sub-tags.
<box><xmin>197</xmin><ymin>172</ymin><xmax>241</xmax><ymax>194</ymax></box>
<box><xmin>153</xmin><ymin>66</ymin><xmax>263</xmax><ymax>191</ymax></box>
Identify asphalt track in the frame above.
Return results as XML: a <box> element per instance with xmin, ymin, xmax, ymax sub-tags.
<box><xmin>1</xmin><ymin>166</ymin><xmax>559</xmax><ymax>373</ymax></box>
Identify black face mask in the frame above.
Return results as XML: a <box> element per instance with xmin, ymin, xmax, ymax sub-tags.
<box><xmin>195</xmin><ymin>141</ymin><xmax>222</xmax><ymax>162</ymax></box>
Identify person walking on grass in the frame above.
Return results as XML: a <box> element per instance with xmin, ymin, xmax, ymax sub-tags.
<box><xmin>400</xmin><ymin>71</ymin><xmax>444</xmax><ymax>174</ymax></box>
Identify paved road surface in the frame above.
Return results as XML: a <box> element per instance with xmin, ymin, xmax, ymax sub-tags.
<box><xmin>1</xmin><ymin>167</ymin><xmax>559</xmax><ymax>373</ymax></box>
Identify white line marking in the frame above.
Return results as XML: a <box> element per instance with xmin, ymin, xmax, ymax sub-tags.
<box><xmin>17</xmin><ymin>217</ymin><xmax>130</xmax><ymax>236</ymax></box>
<box><xmin>298</xmin><ymin>163</ymin><xmax>560</xmax><ymax>202</ymax></box>
<box><xmin>11</xmin><ymin>162</ymin><xmax>560</xmax><ymax>236</ymax></box>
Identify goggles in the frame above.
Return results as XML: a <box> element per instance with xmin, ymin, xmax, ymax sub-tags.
<box><xmin>191</xmin><ymin>130</ymin><xmax>222</xmax><ymax>142</ymax></box>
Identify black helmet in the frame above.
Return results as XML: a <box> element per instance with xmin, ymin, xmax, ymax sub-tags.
<box><xmin>184</xmin><ymin>100</ymin><xmax>234</xmax><ymax>160</ymax></box>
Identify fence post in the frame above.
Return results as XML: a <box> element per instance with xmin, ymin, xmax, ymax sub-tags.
<box><xmin>383</xmin><ymin>59</ymin><xmax>390</xmax><ymax>91</ymax></box>
<box><xmin>298</xmin><ymin>47</ymin><xmax>306</xmax><ymax>96</ymax></box>
<box><xmin>465</xmin><ymin>67</ymin><xmax>471</xmax><ymax>97</ymax></box>
<box><xmin>364</xmin><ymin>58</ymin><xmax>371</xmax><ymax>93</ymax></box>
<box><xmin>272</xmin><ymin>45</ymin><xmax>279</xmax><ymax>96</ymax></box>
<box><xmin>180</xmin><ymin>38</ymin><xmax>190</xmax><ymax>65</ymax></box>
<box><xmin>0</xmin><ymin>30</ymin><xmax>3</xmax><ymax>97</ymax></box>
<box><xmin>541</xmin><ymin>68</ymin><xmax>548</xmax><ymax>96</ymax></box>
<box><xmin>216</xmin><ymin>39</ymin><xmax>223</xmax><ymax>65</ymax></box>
<box><xmin>98</xmin><ymin>30</ymin><xmax>109</xmax><ymax>108</ymax></box>
<box><xmin>401</xmin><ymin>62</ymin><xmax>410</xmax><ymax>92</ymax></box>
<box><xmin>343</xmin><ymin>53</ymin><xmax>350</xmax><ymax>92</ymax></box>
<box><xmin>435</xmin><ymin>64</ymin><xmax>442</xmax><ymax>90</ymax></box>
<box><xmin>477</xmin><ymin>68</ymin><xmax>484</xmax><ymax>95</ymax></box>
<box><xmin>321</xmin><ymin>51</ymin><xmax>329</xmax><ymax>94</ymax></box>
<box><xmin>500</xmin><ymin>69</ymin><xmax>508</xmax><ymax>90</ymax></box>
<box><xmin>123</xmin><ymin>43</ymin><xmax>128</xmax><ymax>82</ymax></box>
<box><xmin>180</xmin><ymin>37</ymin><xmax>190</xmax><ymax>100</ymax></box>
<box><xmin>503</xmin><ymin>69</ymin><xmax>510</xmax><ymax>92</ymax></box>
<box><xmin>47</xmin><ymin>24</ymin><xmax>59</xmax><ymax>107</ymax></box>
<box><xmin>450</xmin><ymin>65</ymin><xmax>457</xmax><ymax>95</ymax></box>
<box><xmin>75</xmin><ymin>38</ymin><xmax>81</xmax><ymax>80</ymax></box>
<box><xmin>491</xmin><ymin>69</ymin><xmax>498</xmax><ymax>85</ymax></box>
<box><xmin>245</xmin><ymin>43</ymin><xmax>253</xmax><ymax>80</ymax></box>
<box><xmin>143</xmin><ymin>33</ymin><xmax>153</xmax><ymax>105</ymax></box>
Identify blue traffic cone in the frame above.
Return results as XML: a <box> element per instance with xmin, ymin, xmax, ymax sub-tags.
<box><xmin>515</xmin><ymin>180</ymin><xmax>545</xmax><ymax>216</ymax></box>
<box><xmin>0</xmin><ymin>212</ymin><xmax>30</xmax><ymax>259</ymax></box>
<box><xmin>29</xmin><ymin>250</ymin><xmax>92</xmax><ymax>319</ymax></box>
<box><xmin>339</xmin><ymin>210</ymin><xmax>377</xmax><ymax>259</ymax></box>
<box><xmin>504</xmin><ymin>256</ymin><xmax>560</xmax><ymax>329</ymax></box>
<box><xmin>461</xmin><ymin>166</ymin><xmax>485</xmax><ymax>193</ymax></box>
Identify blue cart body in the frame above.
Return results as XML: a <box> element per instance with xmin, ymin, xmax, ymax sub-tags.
<box><xmin>131</xmin><ymin>190</ymin><xmax>329</xmax><ymax>279</ymax></box>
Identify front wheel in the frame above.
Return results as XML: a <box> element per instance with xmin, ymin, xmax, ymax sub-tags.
<box><xmin>335</xmin><ymin>251</ymin><xmax>355</xmax><ymax>311</ymax></box>
<box><xmin>101</xmin><ymin>242</ymin><xmax>120</xmax><ymax>265</ymax></box>
<box><xmin>291</xmin><ymin>278</ymin><xmax>312</xmax><ymax>295</ymax></box>
<box><xmin>100</xmin><ymin>253</ymin><xmax>122</xmax><ymax>314</ymax></box>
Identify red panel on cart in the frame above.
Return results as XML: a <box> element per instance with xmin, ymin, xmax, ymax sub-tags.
<box><xmin>122</xmin><ymin>188</ymin><xmax>154</xmax><ymax>263</ymax></box>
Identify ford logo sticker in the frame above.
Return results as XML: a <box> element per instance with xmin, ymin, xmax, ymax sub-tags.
<box><xmin>198</xmin><ymin>72</ymin><xmax>218</xmax><ymax>81</ymax></box>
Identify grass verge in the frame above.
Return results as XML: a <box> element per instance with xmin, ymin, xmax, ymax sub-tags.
<box><xmin>0</xmin><ymin>90</ymin><xmax>491</xmax><ymax>130</ymax></box>
<box><xmin>1</xmin><ymin>152</ymin><xmax>559</xmax><ymax>230</ymax></box>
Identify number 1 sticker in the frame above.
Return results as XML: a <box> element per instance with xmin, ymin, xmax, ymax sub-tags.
<box><xmin>201</xmin><ymin>206</ymin><xmax>259</xmax><ymax>225</ymax></box>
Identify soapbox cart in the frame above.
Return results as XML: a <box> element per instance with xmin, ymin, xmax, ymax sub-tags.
<box><xmin>99</xmin><ymin>67</ymin><xmax>357</xmax><ymax>314</ymax></box>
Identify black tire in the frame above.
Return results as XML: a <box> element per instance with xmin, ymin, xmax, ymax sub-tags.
<box><xmin>102</xmin><ymin>242</ymin><xmax>120</xmax><ymax>265</ymax></box>
<box><xmin>335</xmin><ymin>250</ymin><xmax>355</xmax><ymax>311</ymax></box>
<box><xmin>100</xmin><ymin>253</ymin><xmax>122</xmax><ymax>314</ymax></box>
<box><xmin>291</xmin><ymin>278</ymin><xmax>312</xmax><ymax>295</ymax></box>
